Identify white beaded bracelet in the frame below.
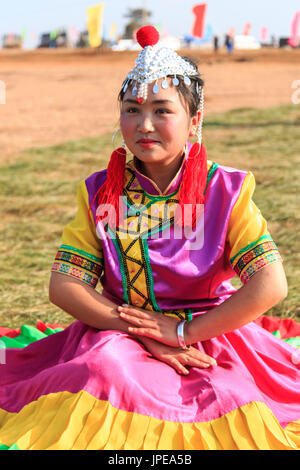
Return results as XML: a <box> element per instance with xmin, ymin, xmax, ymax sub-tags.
<box><xmin>177</xmin><ymin>320</ymin><xmax>190</xmax><ymax>350</ymax></box>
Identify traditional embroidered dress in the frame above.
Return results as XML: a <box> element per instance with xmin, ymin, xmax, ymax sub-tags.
<box><xmin>0</xmin><ymin>157</ymin><xmax>299</xmax><ymax>450</ymax></box>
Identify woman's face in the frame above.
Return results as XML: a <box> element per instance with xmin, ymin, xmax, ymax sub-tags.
<box><xmin>120</xmin><ymin>78</ymin><xmax>200</xmax><ymax>167</ymax></box>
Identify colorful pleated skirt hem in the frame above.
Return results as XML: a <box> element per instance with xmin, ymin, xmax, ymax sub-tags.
<box><xmin>0</xmin><ymin>316</ymin><xmax>299</xmax><ymax>450</ymax></box>
<box><xmin>0</xmin><ymin>391</ymin><xmax>299</xmax><ymax>450</ymax></box>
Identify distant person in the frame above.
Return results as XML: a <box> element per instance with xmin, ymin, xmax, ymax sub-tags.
<box><xmin>213</xmin><ymin>35</ymin><xmax>219</xmax><ymax>52</ymax></box>
<box><xmin>225</xmin><ymin>34</ymin><xmax>234</xmax><ymax>54</ymax></box>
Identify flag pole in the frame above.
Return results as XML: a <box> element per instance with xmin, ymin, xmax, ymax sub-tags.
<box><xmin>142</xmin><ymin>0</ymin><xmax>147</xmax><ymax>25</ymax></box>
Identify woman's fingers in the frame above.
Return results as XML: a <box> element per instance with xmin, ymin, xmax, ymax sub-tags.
<box><xmin>164</xmin><ymin>354</ymin><xmax>214</xmax><ymax>375</ymax></box>
<box><xmin>178</xmin><ymin>348</ymin><xmax>217</xmax><ymax>368</ymax></box>
<box><xmin>167</xmin><ymin>356</ymin><xmax>189</xmax><ymax>375</ymax></box>
<box><xmin>162</xmin><ymin>349</ymin><xmax>217</xmax><ymax>375</ymax></box>
<box><xmin>120</xmin><ymin>313</ymin><xmax>154</xmax><ymax>328</ymax></box>
<box><xmin>118</xmin><ymin>306</ymin><xmax>180</xmax><ymax>346</ymax></box>
<box><xmin>190</xmin><ymin>351</ymin><xmax>217</xmax><ymax>367</ymax></box>
<box><xmin>118</xmin><ymin>305</ymin><xmax>152</xmax><ymax>319</ymax></box>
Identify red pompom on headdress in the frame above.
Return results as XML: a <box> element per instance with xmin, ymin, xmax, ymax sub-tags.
<box><xmin>136</xmin><ymin>25</ymin><xmax>160</xmax><ymax>48</ymax></box>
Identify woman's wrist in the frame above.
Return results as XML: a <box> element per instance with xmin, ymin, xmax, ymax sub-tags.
<box><xmin>177</xmin><ymin>320</ymin><xmax>191</xmax><ymax>349</ymax></box>
<box><xmin>184</xmin><ymin>319</ymin><xmax>195</xmax><ymax>346</ymax></box>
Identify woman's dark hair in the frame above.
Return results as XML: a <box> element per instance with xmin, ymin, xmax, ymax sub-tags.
<box><xmin>118</xmin><ymin>56</ymin><xmax>204</xmax><ymax>117</ymax></box>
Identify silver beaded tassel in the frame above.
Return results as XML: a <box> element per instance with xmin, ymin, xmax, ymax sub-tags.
<box><xmin>196</xmin><ymin>87</ymin><xmax>205</xmax><ymax>146</ymax></box>
<box><xmin>137</xmin><ymin>81</ymin><xmax>148</xmax><ymax>102</ymax></box>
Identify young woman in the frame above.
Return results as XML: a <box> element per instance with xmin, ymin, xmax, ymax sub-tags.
<box><xmin>0</xmin><ymin>26</ymin><xmax>299</xmax><ymax>450</ymax></box>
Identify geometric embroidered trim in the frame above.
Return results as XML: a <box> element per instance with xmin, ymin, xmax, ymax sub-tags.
<box><xmin>240</xmin><ymin>252</ymin><xmax>282</xmax><ymax>284</ymax></box>
<box><xmin>233</xmin><ymin>240</ymin><xmax>279</xmax><ymax>274</ymax></box>
<box><xmin>230</xmin><ymin>234</ymin><xmax>274</xmax><ymax>265</ymax></box>
<box><xmin>51</xmin><ymin>261</ymin><xmax>99</xmax><ymax>288</ymax></box>
<box><xmin>234</xmin><ymin>243</ymin><xmax>283</xmax><ymax>284</ymax></box>
<box><xmin>55</xmin><ymin>250</ymin><xmax>102</xmax><ymax>277</ymax></box>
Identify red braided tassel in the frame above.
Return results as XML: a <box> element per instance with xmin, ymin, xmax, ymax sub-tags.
<box><xmin>177</xmin><ymin>142</ymin><xmax>207</xmax><ymax>228</ymax></box>
<box><xmin>90</xmin><ymin>147</ymin><xmax>126</xmax><ymax>229</ymax></box>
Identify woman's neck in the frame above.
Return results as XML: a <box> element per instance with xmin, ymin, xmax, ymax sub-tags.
<box><xmin>136</xmin><ymin>153</ymin><xmax>185</xmax><ymax>194</ymax></box>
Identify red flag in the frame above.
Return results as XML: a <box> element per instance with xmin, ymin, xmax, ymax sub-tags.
<box><xmin>192</xmin><ymin>4</ymin><xmax>207</xmax><ymax>38</ymax></box>
<box><xmin>288</xmin><ymin>11</ymin><xmax>300</xmax><ymax>47</ymax></box>
<box><xmin>243</xmin><ymin>22</ymin><xmax>251</xmax><ymax>35</ymax></box>
<box><xmin>228</xmin><ymin>27</ymin><xmax>235</xmax><ymax>38</ymax></box>
<box><xmin>260</xmin><ymin>27</ymin><xmax>268</xmax><ymax>42</ymax></box>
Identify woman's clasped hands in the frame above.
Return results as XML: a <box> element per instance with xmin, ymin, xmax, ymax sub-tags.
<box><xmin>117</xmin><ymin>304</ymin><xmax>217</xmax><ymax>375</ymax></box>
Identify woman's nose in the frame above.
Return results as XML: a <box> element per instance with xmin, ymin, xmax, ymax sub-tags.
<box><xmin>137</xmin><ymin>114</ymin><xmax>155</xmax><ymax>133</ymax></box>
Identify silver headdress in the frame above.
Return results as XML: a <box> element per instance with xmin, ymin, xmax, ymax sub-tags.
<box><xmin>121</xmin><ymin>26</ymin><xmax>204</xmax><ymax>145</ymax></box>
<box><xmin>123</xmin><ymin>45</ymin><xmax>199</xmax><ymax>102</ymax></box>
<box><xmin>122</xmin><ymin>26</ymin><xmax>201</xmax><ymax>99</ymax></box>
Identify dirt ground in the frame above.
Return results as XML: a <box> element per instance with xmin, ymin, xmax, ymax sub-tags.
<box><xmin>0</xmin><ymin>47</ymin><xmax>300</xmax><ymax>161</ymax></box>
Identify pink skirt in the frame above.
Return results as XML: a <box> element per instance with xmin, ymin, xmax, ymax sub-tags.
<box><xmin>0</xmin><ymin>316</ymin><xmax>299</xmax><ymax>450</ymax></box>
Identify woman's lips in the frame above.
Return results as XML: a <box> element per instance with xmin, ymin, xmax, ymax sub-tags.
<box><xmin>137</xmin><ymin>139</ymin><xmax>159</xmax><ymax>148</ymax></box>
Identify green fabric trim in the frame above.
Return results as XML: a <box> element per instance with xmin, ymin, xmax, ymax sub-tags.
<box><xmin>143</xmin><ymin>189</ymin><xmax>179</xmax><ymax>201</ymax></box>
<box><xmin>204</xmin><ymin>163</ymin><xmax>219</xmax><ymax>194</ymax></box>
<box><xmin>0</xmin><ymin>443</ymin><xmax>19</xmax><ymax>450</ymax></box>
<box><xmin>285</xmin><ymin>336</ymin><xmax>300</xmax><ymax>348</ymax></box>
<box><xmin>124</xmin><ymin>196</ymin><xmax>152</xmax><ymax>214</ymax></box>
<box><xmin>44</xmin><ymin>327</ymin><xmax>64</xmax><ymax>335</ymax></box>
<box><xmin>0</xmin><ymin>325</ymin><xmax>64</xmax><ymax>350</ymax></box>
<box><xmin>186</xmin><ymin>310</ymin><xmax>193</xmax><ymax>322</ymax></box>
<box><xmin>124</xmin><ymin>196</ymin><xmax>175</xmax><ymax>215</ymax></box>
<box><xmin>272</xmin><ymin>330</ymin><xmax>300</xmax><ymax>348</ymax></box>
<box><xmin>142</xmin><ymin>238</ymin><xmax>162</xmax><ymax>312</ymax></box>
<box><xmin>107</xmin><ymin>226</ymin><xmax>129</xmax><ymax>304</ymax></box>
<box><xmin>230</xmin><ymin>234</ymin><xmax>274</xmax><ymax>265</ymax></box>
<box><xmin>59</xmin><ymin>244</ymin><xmax>103</xmax><ymax>263</ymax></box>
<box><xmin>272</xmin><ymin>330</ymin><xmax>281</xmax><ymax>338</ymax></box>
<box><xmin>127</xmin><ymin>163</ymin><xmax>218</xmax><ymax>203</ymax></box>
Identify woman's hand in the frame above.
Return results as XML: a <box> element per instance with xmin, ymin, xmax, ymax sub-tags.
<box><xmin>118</xmin><ymin>304</ymin><xmax>181</xmax><ymax>347</ymax></box>
<box><xmin>136</xmin><ymin>336</ymin><xmax>217</xmax><ymax>375</ymax></box>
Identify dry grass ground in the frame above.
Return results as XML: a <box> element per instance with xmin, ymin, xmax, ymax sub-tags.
<box><xmin>0</xmin><ymin>103</ymin><xmax>299</xmax><ymax>328</ymax></box>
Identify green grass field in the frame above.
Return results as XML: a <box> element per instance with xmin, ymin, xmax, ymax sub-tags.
<box><xmin>0</xmin><ymin>103</ymin><xmax>299</xmax><ymax>328</ymax></box>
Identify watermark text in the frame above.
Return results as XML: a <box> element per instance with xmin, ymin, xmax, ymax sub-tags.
<box><xmin>291</xmin><ymin>80</ymin><xmax>300</xmax><ymax>104</ymax></box>
<box><xmin>0</xmin><ymin>80</ymin><xmax>6</xmax><ymax>104</ymax></box>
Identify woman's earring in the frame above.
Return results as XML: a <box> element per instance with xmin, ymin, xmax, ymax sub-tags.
<box><xmin>112</xmin><ymin>128</ymin><xmax>123</xmax><ymax>146</ymax></box>
<box><xmin>113</xmin><ymin>129</ymin><xmax>126</xmax><ymax>151</ymax></box>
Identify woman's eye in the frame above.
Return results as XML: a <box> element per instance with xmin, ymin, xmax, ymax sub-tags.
<box><xmin>126</xmin><ymin>107</ymin><xmax>138</xmax><ymax>113</ymax></box>
<box><xmin>156</xmin><ymin>108</ymin><xmax>170</xmax><ymax>114</ymax></box>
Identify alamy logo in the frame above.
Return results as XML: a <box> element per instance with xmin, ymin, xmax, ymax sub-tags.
<box><xmin>0</xmin><ymin>81</ymin><xmax>6</xmax><ymax>104</ymax></box>
<box><xmin>0</xmin><ymin>341</ymin><xmax>6</xmax><ymax>364</ymax></box>
<box><xmin>95</xmin><ymin>198</ymin><xmax>205</xmax><ymax>250</ymax></box>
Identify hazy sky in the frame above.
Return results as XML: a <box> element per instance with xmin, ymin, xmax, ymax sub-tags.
<box><xmin>2</xmin><ymin>0</ymin><xmax>300</xmax><ymax>48</ymax></box>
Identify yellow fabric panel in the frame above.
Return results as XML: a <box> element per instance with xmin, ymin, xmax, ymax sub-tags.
<box><xmin>61</xmin><ymin>180</ymin><xmax>102</xmax><ymax>260</ymax></box>
<box><xmin>227</xmin><ymin>171</ymin><xmax>268</xmax><ymax>259</ymax></box>
<box><xmin>227</xmin><ymin>171</ymin><xmax>282</xmax><ymax>283</ymax></box>
<box><xmin>51</xmin><ymin>180</ymin><xmax>103</xmax><ymax>288</ymax></box>
<box><xmin>0</xmin><ymin>390</ymin><xmax>299</xmax><ymax>450</ymax></box>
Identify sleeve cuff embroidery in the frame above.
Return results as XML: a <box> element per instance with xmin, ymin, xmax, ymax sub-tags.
<box><xmin>51</xmin><ymin>245</ymin><xmax>103</xmax><ymax>288</ymax></box>
<box><xmin>232</xmin><ymin>239</ymin><xmax>283</xmax><ymax>284</ymax></box>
